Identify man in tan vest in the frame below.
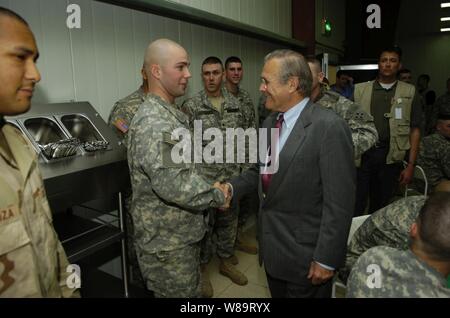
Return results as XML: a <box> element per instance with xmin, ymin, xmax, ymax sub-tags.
<box><xmin>0</xmin><ymin>7</ymin><xmax>78</xmax><ymax>297</ymax></box>
<box><xmin>353</xmin><ymin>46</ymin><xmax>422</xmax><ymax>215</ymax></box>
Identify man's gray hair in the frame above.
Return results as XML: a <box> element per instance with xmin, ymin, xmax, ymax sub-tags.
<box><xmin>264</xmin><ymin>49</ymin><xmax>312</xmax><ymax>96</ymax></box>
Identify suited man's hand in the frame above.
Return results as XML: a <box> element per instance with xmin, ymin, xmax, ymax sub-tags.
<box><xmin>307</xmin><ymin>262</ymin><xmax>335</xmax><ymax>285</ymax></box>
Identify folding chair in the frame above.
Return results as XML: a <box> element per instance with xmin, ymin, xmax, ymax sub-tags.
<box><xmin>402</xmin><ymin>161</ymin><xmax>428</xmax><ymax>197</ymax></box>
<box><xmin>332</xmin><ymin>214</ymin><xmax>371</xmax><ymax>298</ymax></box>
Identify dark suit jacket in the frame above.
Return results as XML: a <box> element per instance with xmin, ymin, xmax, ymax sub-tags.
<box><xmin>231</xmin><ymin>100</ymin><xmax>355</xmax><ymax>285</ymax></box>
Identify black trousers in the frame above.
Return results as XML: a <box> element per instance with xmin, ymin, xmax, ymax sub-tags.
<box><xmin>354</xmin><ymin>146</ymin><xmax>402</xmax><ymax>216</ymax></box>
<box><xmin>266</xmin><ymin>273</ymin><xmax>332</xmax><ymax>298</ymax></box>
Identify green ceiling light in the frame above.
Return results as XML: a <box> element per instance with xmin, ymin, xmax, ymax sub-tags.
<box><xmin>321</xmin><ymin>18</ymin><xmax>332</xmax><ymax>36</ymax></box>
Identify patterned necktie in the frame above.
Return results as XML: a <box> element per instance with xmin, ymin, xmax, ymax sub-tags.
<box><xmin>261</xmin><ymin>113</ymin><xmax>284</xmax><ymax>194</ymax></box>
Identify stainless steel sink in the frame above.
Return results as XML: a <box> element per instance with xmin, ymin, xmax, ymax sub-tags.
<box><xmin>58</xmin><ymin>114</ymin><xmax>109</xmax><ymax>152</ymax></box>
<box><xmin>24</xmin><ymin>117</ymin><xmax>67</xmax><ymax>146</ymax></box>
<box><xmin>20</xmin><ymin>116</ymin><xmax>80</xmax><ymax>160</ymax></box>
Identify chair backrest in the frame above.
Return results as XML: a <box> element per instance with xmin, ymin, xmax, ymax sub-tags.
<box><xmin>403</xmin><ymin>161</ymin><xmax>428</xmax><ymax>197</ymax></box>
<box><xmin>347</xmin><ymin>215</ymin><xmax>370</xmax><ymax>244</ymax></box>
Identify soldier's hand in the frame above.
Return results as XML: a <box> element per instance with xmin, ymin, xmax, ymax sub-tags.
<box><xmin>213</xmin><ymin>182</ymin><xmax>231</xmax><ymax>210</ymax></box>
<box><xmin>399</xmin><ymin>164</ymin><xmax>414</xmax><ymax>185</ymax></box>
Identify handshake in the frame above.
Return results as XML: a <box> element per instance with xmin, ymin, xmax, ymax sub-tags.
<box><xmin>213</xmin><ymin>182</ymin><xmax>232</xmax><ymax>210</ymax></box>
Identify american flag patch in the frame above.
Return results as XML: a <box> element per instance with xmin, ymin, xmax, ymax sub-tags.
<box><xmin>114</xmin><ymin>118</ymin><xmax>129</xmax><ymax>133</ymax></box>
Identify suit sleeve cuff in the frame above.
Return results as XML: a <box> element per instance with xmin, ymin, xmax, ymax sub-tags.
<box><xmin>315</xmin><ymin>261</ymin><xmax>335</xmax><ymax>271</ymax></box>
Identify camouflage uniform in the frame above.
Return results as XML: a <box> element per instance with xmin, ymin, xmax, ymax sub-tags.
<box><xmin>416</xmin><ymin>133</ymin><xmax>450</xmax><ymax>191</ymax></box>
<box><xmin>0</xmin><ymin>118</ymin><xmax>78</xmax><ymax>298</ymax></box>
<box><xmin>316</xmin><ymin>88</ymin><xmax>378</xmax><ymax>161</ymax></box>
<box><xmin>426</xmin><ymin>93</ymin><xmax>450</xmax><ymax>135</ymax></box>
<box><xmin>340</xmin><ymin>195</ymin><xmax>426</xmax><ymax>283</ymax></box>
<box><xmin>108</xmin><ymin>86</ymin><xmax>147</xmax><ymax>287</ymax></box>
<box><xmin>127</xmin><ymin>94</ymin><xmax>225</xmax><ymax>298</ymax></box>
<box><xmin>108</xmin><ymin>86</ymin><xmax>146</xmax><ymax>148</ymax></box>
<box><xmin>257</xmin><ymin>95</ymin><xmax>272</xmax><ymax>127</ymax></box>
<box><xmin>227</xmin><ymin>87</ymin><xmax>259</xmax><ymax>232</ymax></box>
<box><xmin>181</xmin><ymin>88</ymin><xmax>244</xmax><ymax>263</ymax></box>
<box><xmin>346</xmin><ymin>246</ymin><xmax>450</xmax><ymax>298</ymax></box>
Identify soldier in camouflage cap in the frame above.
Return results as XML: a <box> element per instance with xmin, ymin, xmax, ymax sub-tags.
<box><xmin>340</xmin><ymin>195</ymin><xmax>427</xmax><ymax>283</ymax></box>
<box><xmin>346</xmin><ymin>192</ymin><xmax>450</xmax><ymax>298</ymax></box>
<box><xmin>108</xmin><ymin>79</ymin><xmax>148</xmax><ymax>288</ymax></box>
<box><xmin>127</xmin><ymin>39</ymin><xmax>228</xmax><ymax>298</ymax></box>
<box><xmin>307</xmin><ymin>58</ymin><xmax>378</xmax><ymax>163</ymax></box>
<box><xmin>416</xmin><ymin>111</ymin><xmax>450</xmax><ymax>192</ymax></box>
<box><xmin>181</xmin><ymin>56</ymin><xmax>248</xmax><ymax>297</ymax></box>
<box><xmin>224</xmin><ymin>56</ymin><xmax>259</xmax><ymax>257</ymax></box>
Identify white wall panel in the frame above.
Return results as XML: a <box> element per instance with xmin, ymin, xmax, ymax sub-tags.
<box><xmin>176</xmin><ymin>0</ymin><xmax>291</xmax><ymax>37</ymax></box>
<box><xmin>113</xmin><ymin>6</ymin><xmax>137</xmax><ymax>99</ymax></box>
<box><xmin>69</xmin><ymin>0</ymin><xmax>100</xmax><ymax>111</ymax></box>
<box><xmin>2</xmin><ymin>0</ymin><xmax>289</xmax><ymax>121</ymax></box>
<box><xmin>91</xmin><ymin>1</ymin><xmax>120</xmax><ymax>119</ymax></box>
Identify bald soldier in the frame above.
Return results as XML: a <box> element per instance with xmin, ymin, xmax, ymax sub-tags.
<box><xmin>307</xmin><ymin>58</ymin><xmax>378</xmax><ymax>163</ymax></box>
<box><xmin>0</xmin><ymin>7</ymin><xmax>77</xmax><ymax>297</ymax></box>
<box><xmin>127</xmin><ymin>39</ymin><xmax>229</xmax><ymax>298</ymax></box>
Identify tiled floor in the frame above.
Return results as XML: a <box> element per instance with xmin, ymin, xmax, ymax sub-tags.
<box><xmin>204</xmin><ymin>225</ymin><xmax>272</xmax><ymax>298</ymax></box>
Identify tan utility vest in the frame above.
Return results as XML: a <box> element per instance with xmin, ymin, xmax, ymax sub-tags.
<box><xmin>354</xmin><ymin>80</ymin><xmax>415</xmax><ymax>164</ymax></box>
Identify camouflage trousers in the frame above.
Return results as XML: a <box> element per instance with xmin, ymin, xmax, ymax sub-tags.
<box><xmin>200</xmin><ymin>206</ymin><xmax>238</xmax><ymax>264</ymax></box>
<box><xmin>124</xmin><ymin>190</ymin><xmax>145</xmax><ymax>288</ymax></box>
<box><xmin>137</xmin><ymin>243</ymin><xmax>201</xmax><ymax>298</ymax></box>
<box><xmin>237</xmin><ymin>190</ymin><xmax>259</xmax><ymax>231</ymax></box>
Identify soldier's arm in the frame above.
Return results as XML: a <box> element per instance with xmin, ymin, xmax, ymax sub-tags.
<box><xmin>344</xmin><ymin>103</ymin><xmax>378</xmax><ymax>159</ymax></box>
<box><xmin>134</xmin><ymin>121</ymin><xmax>225</xmax><ymax>211</ymax></box>
<box><xmin>244</xmin><ymin>94</ymin><xmax>257</xmax><ymax>130</ymax></box>
<box><xmin>242</xmin><ymin>95</ymin><xmax>257</xmax><ymax>171</ymax></box>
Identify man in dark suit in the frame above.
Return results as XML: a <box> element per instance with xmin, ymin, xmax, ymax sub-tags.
<box><xmin>226</xmin><ymin>49</ymin><xmax>356</xmax><ymax>298</ymax></box>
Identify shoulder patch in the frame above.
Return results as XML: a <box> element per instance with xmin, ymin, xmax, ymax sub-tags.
<box><xmin>113</xmin><ymin>118</ymin><xmax>129</xmax><ymax>134</ymax></box>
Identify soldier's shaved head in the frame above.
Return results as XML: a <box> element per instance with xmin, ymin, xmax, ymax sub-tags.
<box><xmin>142</xmin><ymin>38</ymin><xmax>191</xmax><ymax>104</ymax></box>
<box><xmin>144</xmin><ymin>38</ymin><xmax>185</xmax><ymax>68</ymax></box>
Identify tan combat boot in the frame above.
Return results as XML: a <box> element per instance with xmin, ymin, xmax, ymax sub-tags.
<box><xmin>219</xmin><ymin>257</ymin><xmax>248</xmax><ymax>286</ymax></box>
<box><xmin>201</xmin><ymin>264</ymin><xmax>213</xmax><ymax>298</ymax></box>
<box><xmin>235</xmin><ymin>230</ymin><xmax>258</xmax><ymax>255</ymax></box>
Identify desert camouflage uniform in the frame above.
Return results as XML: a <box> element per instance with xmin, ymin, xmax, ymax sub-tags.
<box><xmin>127</xmin><ymin>94</ymin><xmax>225</xmax><ymax>298</ymax></box>
<box><xmin>316</xmin><ymin>88</ymin><xmax>378</xmax><ymax>161</ymax></box>
<box><xmin>346</xmin><ymin>246</ymin><xmax>450</xmax><ymax>298</ymax></box>
<box><xmin>417</xmin><ymin>133</ymin><xmax>450</xmax><ymax>191</ymax></box>
<box><xmin>181</xmin><ymin>88</ymin><xmax>244</xmax><ymax>263</ymax></box>
<box><xmin>108</xmin><ymin>86</ymin><xmax>147</xmax><ymax>287</ymax></box>
<box><xmin>0</xmin><ymin>118</ymin><xmax>78</xmax><ymax>298</ymax></box>
<box><xmin>340</xmin><ymin>195</ymin><xmax>426</xmax><ymax>283</ymax></box>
